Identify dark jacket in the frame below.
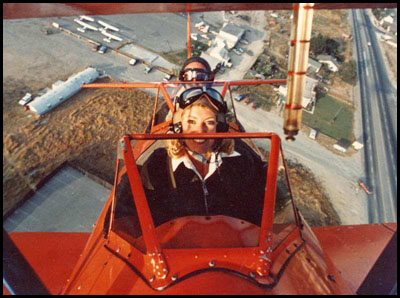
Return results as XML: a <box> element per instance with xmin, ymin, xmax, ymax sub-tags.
<box><xmin>116</xmin><ymin>140</ymin><xmax>267</xmax><ymax>227</ymax></box>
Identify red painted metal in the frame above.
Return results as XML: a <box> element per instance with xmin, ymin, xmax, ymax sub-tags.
<box><xmin>121</xmin><ymin>135</ymin><xmax>161</xmax><ymax>256</ymax></box>
<box><xmin>5</xmin><ymin>232</ymin><xmax>90</xmax><ymax>294</ymax></box>
<box><xmin>259</xmin><ymin>134</ymin><xmax>279</xmax><ymax>250</ymax></box>
<box><xmin>3</xmin><ymin>3</ymin><xmax>398</xmax><ymax>19</ymax></box>
<box><xmin>312</xmin><ymin>223</ymin><xmax>397</xmax><ymax>293</ymax></box>
<box><xmin>187</xmin><ymin>11</ymin><xmax>191</xmax><ymax>59</ymax></box>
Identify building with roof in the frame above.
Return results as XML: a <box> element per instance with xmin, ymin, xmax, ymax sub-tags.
<box><xmin>27</xmin><ymin>67</ymin><xmax>99</xmax><ymax>115</ymax></box>
<box><xmin>278</xmin><ymin>76</ymin><xmax>318</xmax><ymax>112</ymax></box>
<box><xmin>308</xmin><ymin>57</ymin><xmax>322</xmax><ymax>73</ymax></box>
<box><xmin>317</xmin><ymin>55</ymin><xmax>339</xmax><ymax>72</ymax></box>
<box><xmin>333</xmin><ymin>138</ymin><xmax>352</xmax><ymax>153</ymax></box>
<box><xmin>216</xmin><ymin>23</ymin><xmax>245</xmax><ymax>50</ymax></box>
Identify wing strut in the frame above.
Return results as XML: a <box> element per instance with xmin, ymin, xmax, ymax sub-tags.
<box><xmin>187</xmin><ymin>11</ymin><xmax>191</xmax><ymax>58</ymax></box>
<box><xmin>283</xmin><ymin>3</ymin><xmax>314</xmax><ymax>141</ymax></box>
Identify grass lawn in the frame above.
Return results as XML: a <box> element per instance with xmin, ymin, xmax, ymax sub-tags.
<box><xmin>302</xmin><ymin>94</ymin><xmax>354</xmax><ymax>141</ymax></box>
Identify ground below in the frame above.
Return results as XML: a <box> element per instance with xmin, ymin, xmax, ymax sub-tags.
<box><xmin>3</xmin><ymin>76</ymin><xmax>340</xmax><ymax>227</ymax></box>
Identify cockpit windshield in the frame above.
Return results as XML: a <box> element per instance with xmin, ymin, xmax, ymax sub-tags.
<box><xmin>104</xmin><ymin>82</ymin><xmax>298</xmax><ymax>253</ymax></box>
<box><xmin>107</xmin><ymin>136</ymin><xmax>296</xmax><ymax>252</ymax></box>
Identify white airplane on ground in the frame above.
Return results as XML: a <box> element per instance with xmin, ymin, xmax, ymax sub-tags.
<box><xmin>74</xmin><ymin>19</ymin><xmax>98</xmax><ymax>31</ymax></box>
<box><xmin>79</xmin><ymin>15</ymin><xmax>94</xmax><ymax>22</ymax></box>
<box><xmin>100</xmin><ymin>29</ymin><xmax>123</xmax><ymax>41</ymax></box>
<box><xmin>97</xmin><ymin>20</ymin><xmax>120</xmax><ymax>32</ymax></box>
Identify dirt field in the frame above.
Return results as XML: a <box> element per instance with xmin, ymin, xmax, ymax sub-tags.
<box><xmin>3</xmin><ymin>76</ymin><xmax>153</xmax><ymax>216</ymax></box>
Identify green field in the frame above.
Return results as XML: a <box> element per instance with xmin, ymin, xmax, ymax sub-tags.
<box><xmin>302</xmin><ymin>95</ymin><xmax>354</xmax><ymax>141</ymax></box>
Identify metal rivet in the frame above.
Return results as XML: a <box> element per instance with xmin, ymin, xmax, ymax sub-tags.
<box><xmin>328</xmin><ymin>274</ymin><xmax>336</xmax><ymax>283</ymax></box>
<box><xmin>249</xmin><ymin>272</ymin><xmax>256</xmax><ymax>278</ymax></box>
<box><xmin>209</xmin><ymin>260</ymin><xmax>216</xmax><ymax>267</ymax></box>
<box><xmin>77</xmin><ymin>285</ymin><xmax>81</xmax><ymax>290</ymax></box>
<box><xmin>149</xmin><ymin>276</ymin><xmax>155</xmax><ymax>282</ymax></box>
<box><xmin>259</xmin><ymin>250</ymin><xmax>265</xmax><ymax>255</ymax></box>
<box><xmin>171</xmin><ymin>274</ymin><xmax>178</xmax><ymax>281</ymax></box>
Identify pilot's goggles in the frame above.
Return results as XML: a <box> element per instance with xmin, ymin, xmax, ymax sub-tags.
<box><xmin>178</xmin><ymin>87</ymin><xmax>227</xmax><ymax>113</ymax></box>
<box><xmin>182</xmin><ymin>68</ymin><xmax>212</xmax><ymax>81</ymax></box>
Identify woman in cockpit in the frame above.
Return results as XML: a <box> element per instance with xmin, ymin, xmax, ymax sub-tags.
<box><xmin>113</xmin><ymin>58</ymin><xmax>267</xmax><ymax>233</ymax></box>
<box><xmin>133</xmin><ymin>86</ymin><xmax>267</xmax><ymax>226</ymax></box>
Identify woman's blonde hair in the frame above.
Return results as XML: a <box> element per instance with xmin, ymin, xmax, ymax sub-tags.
<box><xmin>165</xmin><ymin>103</ymin><xmax>234</xmax><ymax>159</ymax></box>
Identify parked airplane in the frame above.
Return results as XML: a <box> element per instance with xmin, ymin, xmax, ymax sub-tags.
<box><xmin>98</xmin><ymin>20</ymin><xmax>120</xmax><ymax>32</ymax></box>
<box><xmin>73</xmin><ymin>18</ymin><xmax>98</xmax><ymax>31</ymax></box>
<box><xmin>79</xmin><ymin>15</ymin><xmax>94</xmax><ymax>22</ymax></box>
<box><xmin>100</xmin><ymin>29</ymin><xmax>123</xmax><ymax>41</ymax></box>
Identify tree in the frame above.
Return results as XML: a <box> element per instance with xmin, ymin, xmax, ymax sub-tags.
<box><xmin>310</xmin><ymin>34</ymin><xmax>326</xmax><ymax>56</ymax></box>
<box><xmin>325</xmin><ymin>38</ymin><xmax>340</xmax><ymax>56</ymax></box>
<box><xmin>311</xmin><ymin>34</ymin><xmax>345</xmax><ymax>61</ymax></box>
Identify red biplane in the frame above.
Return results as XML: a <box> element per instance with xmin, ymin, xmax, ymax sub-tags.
<box><xmin>3</xmin><ymin>3</ymin><xmax>397</xmax><ymax>295</ymax></box>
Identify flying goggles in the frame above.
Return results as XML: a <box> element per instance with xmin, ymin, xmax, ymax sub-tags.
<box><xmin>179</xmin><ymin>68</ymin><xmax>213</xmax><ymax>81</ymax></box>
<box><xmin>177</xmin><ymin>86</ymin><xmax>227</xmax><ymax>113</ymax></box>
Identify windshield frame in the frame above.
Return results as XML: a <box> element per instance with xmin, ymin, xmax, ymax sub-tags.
<box><xmin>104</xmin><ymin>127</ymin><xmax>304</xmax><ymax>290</ymax></box>
<box><xmin>124</xmin><ymin>132</ymin><xmax>281</xmax><ymax>248</ymax></box>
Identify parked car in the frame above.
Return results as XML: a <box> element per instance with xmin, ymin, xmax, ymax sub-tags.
<box><xmin>163</xmin><ymin>74</ymin><xmax>173</xmax><ymax>82</ymax></box>
<box><xmin>98</xmin><ymin>45</ymin><xmax>107</xmax><ymax>54</ymax></box>
<box><xmin>239</xmin><ymin>38</ymin><xmax>249</xmax><ymax>45</ymax></box>
<box><xmin>309</xmin><ymin>129</ymin><xmax>317</xmax><ymax>140</ymax></box>
<box><xmin>129</xmin><ymin>59</ymin><xmax>137</xmax><ymax>66</ymax></box>
<box><xmin>18</xmin><ymin>93</ymin><xmax>33</xmax><ymax>106</ymax></box>
<box><xmin>234</xmin><ymin>94</ymin><xmax>245</xmax><ymax>101</ymax></box>
<box><xmin>358</xmin><ymin>180</ymin><xmax>372</xmax><ymax>195</ymax></box>
<box><xmin>224</xmin><ymin>61</ymin><xmax>232</xmax><ymax>68</ymax></box>
<box><xmin>233</xmin><ymin>48</ymin><xmax>242</xmax><ymax>56</ymax></box>
<box><xmin>236</xmin><ymin>47</ymin><xmax>244</xmax><ymax>54</ymax></box>
<box><xmin>144</xmin><ymin>66</ymin><xmax>153</xmax><ymax>74</ymax></box>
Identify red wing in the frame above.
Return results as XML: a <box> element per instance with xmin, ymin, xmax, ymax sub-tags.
<box><xmin>3</xmin><ymin>232</ymin><xmax>90</xmax><ymax>295</ymax></box>
<box><xmin>3</xmin><ymin>3</ymin><xmax>397</xmax><ymax>19</ymax></box>
<box><xmin>312</xmin><ymin>223</ymin><xmax>397</xmax><ymax>294</ymax></box>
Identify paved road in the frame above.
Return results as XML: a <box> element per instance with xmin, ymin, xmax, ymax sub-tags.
<box><xmin>351</xmin><ymin>9</ymin><xmax>397</xmax><ymax>223</ymax></box>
